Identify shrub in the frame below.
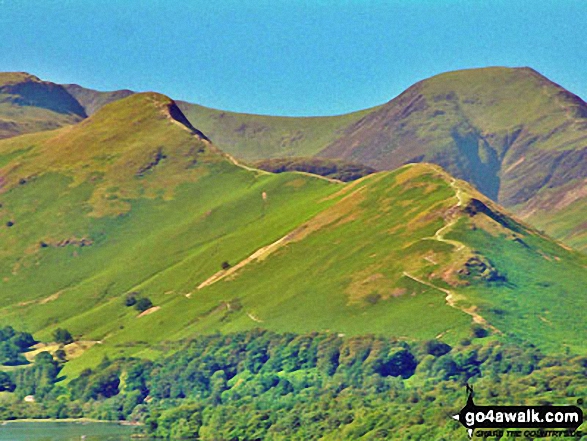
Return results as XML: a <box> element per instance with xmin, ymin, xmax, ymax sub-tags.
<box><xmin>124</xmin><ymin>293</ymin><xmax>138</xmax><ymax>307</ymax></box>
<box><xmin>135</xmin><ymin>297</ymin><xmax>153</xmax><ymax>313</ymax></box>
<box><xmin>471</xmin><ymin>324</ymin><xmax>489</xmax><ymax>338</ymax></box>
<box><xmin>53</xmin><ymin>328</ymin><xmax>74</xmax><ymax>345</ymax></box>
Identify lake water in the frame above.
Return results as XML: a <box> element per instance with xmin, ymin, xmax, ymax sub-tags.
<box><xmin>0</xmin><ymin>422</ymin><xmax>141</xmax><ymax>440</ymax></box>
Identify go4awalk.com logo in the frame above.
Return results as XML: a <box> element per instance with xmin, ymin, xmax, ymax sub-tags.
<box><xmin>452</xmin><ymin>385</ymin><xmax>584</xmax><ymax>438</ymax></box>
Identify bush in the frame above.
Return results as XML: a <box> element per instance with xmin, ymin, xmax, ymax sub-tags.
<box><xmin>423</xmin><ymin>340</ymin><xmax>451</xmax><ymax>357</ymax></box>
<box><xmin>53</xmin><ymin>328</ymin><xmax>74</xmax><ymax>345</ymax></box>
<box><xmin>124</xmin><ymin>293</ymin><xmax>138</xmax><ymax>307</ymax></box>
<box><xmin>471</xmin><ymin>324</ymin><xmax>489</xmax><ymax>338</ymax></box>
<box><xmin>0</xmin><ymin>372</ymin><xmax>15</xmax><ymax>392</ymax></box>
<box><xmin>135</xmin><ymin>298</ymin><xmax>153</xmax><ymax>313</ymax></box>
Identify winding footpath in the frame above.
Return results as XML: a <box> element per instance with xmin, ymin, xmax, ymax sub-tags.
<box><xmin>405</xmin><ymin>177</ymin><xmax>501</xmax><ymax>334</ymax></box>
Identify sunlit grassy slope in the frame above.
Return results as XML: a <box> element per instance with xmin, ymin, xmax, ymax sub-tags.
<box><xmin>0</xmin><ymin>91</ymin><xmax>584</xmax><ymax>381</ymax></box>
<box><xmin>177</xmin><ymin>101</ymin><xmax>377</xmax><ymax>161</ymax></box>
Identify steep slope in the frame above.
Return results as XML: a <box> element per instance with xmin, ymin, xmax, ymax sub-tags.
<box><xmin>63</xmin><ymin>83</ymin><xmax>134</xmax><ymax>116</ymax></box>
<box><xmin>175</xmin><ymin>164</ymin><xmax>586</xmax><ymax>354</ymax></box>
<box><xmin>317</xmin><ymin>67</ymin><xmax>587</xmax><ymax>250</ymax></box>
<box><xmin>50</xmin><ymin>162</ymin><xmax>585</xmax><ymax>378</ymax></box>
<box><xmin>0</xmin><ymin>72</ymin><xmax>87</xmax><ymax>139</ymax></box>
<box><xmin>1</xmin><ymin>110</ymin><xmax>583</xmax><ymax>378</ymax></box>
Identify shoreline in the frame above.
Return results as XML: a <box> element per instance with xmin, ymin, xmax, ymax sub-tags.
<box><xmin>1</xmin><ymin>418</ymin><xmax>141</xmax><ymax>426</ymax></box>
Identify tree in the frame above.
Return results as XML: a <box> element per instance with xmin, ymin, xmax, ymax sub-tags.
<box><xmin>423</xmin><ymin>340</ymin><xmax>451</xmax><ymax>357</ymax></box>
<box><xmin>471</xmin><ymin>324</ymin><xmax>489</xmax><ymax>338</ymax></box>
<box><xmin>124</xmin><ymin>293</ymin><xmax>138</xmax><ymax>307</ymax></box>
<box><xmin>11</xmin><ymin>331</ymin><xmax>36</xmax><ymax>350</ymax></box>
<box><xmin>54</xmin><ymin>348</ymin><xmax>68</xmax><ymax>364</ymax></box>
<box><xmin>0</xmin><ymin>372</ymin><xmax>15</xmax><ymax>392</ymax></box>
<box><xmin>135</xmin><ymin>297</ymin><xmax>153</xmax><ymax>313</ymax></box>
<box><xmin>0</xmin><ymin>341</ymin><xmax>26</xmax><ymax>366</ymax></box>
<box><xmin>52</xmin><ymin>328</ymin><xmax>73</xmax><ymax>345</ymax></box>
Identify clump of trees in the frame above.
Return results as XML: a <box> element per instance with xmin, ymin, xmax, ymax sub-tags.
<box><xmin>0</xmin><ymin>326</ymin><xmax>35</xmax><ymax>366</ymax></box>
<box><xmin>0</xmin><ymin>329</ymin><xmax>584</xmax><ymax>440</ymax></box>
<box><xmin>123</xmin><ymin>293</ymin><xmax>153</xmax><ymax>313</ymax></box>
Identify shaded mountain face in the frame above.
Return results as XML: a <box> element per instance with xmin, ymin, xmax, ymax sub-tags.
<box><xmin>0</xmin><ymin>73</ymin><xmax>87</xmax><ymax>139</ymax></box>
<box><xmin>319</xmin><ymin>67</ymin><xmax>587</xmax><ymax>203</ymax></box>
<box><xmin>0</xmin><ymin>74</ymin><xmax>136</xmax><ymax>141</ymax></box>
<box><xmin>0</xmin><ymin>92</ymin><xmax>585</xmax><ymax>379</ymax></box>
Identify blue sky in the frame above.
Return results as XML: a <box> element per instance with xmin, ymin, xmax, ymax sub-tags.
<box><xmin>1</xmin><ymin>0</ymin><xmax>585</xmax><ymax>116</ymax></box>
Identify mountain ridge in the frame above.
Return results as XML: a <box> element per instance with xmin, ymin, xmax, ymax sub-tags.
<box><xmin>1</xmin><ymin>67</ymin><xmax>586</xmax><ymax>255</ymax></box>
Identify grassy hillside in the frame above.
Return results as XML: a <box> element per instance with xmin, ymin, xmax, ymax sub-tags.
<box><xmin>3</xmin><ymin>69</ymin><xmax>586</xmax><ymax>252</ymax></box>
<box><xmin>0</xmin><ymin>83</ymin><xmax>584</xmax><ymax>382</ymax></box>
<box><xmin>177</xmin><ymin>101</ymin><xmax>377</xmax><ymax>161</ymax></box>
<box><xmin>0</xmin><ymin>73</ymin><xmax>86</xmax><ymax>139</ymax></box>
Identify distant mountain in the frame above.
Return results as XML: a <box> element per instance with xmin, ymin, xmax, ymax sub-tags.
<box><xmin>0</xmin><ymin>72</ymin><xmax>87</xmax><ymax>139</ymax></box>
<box><xmin>63</xmin><ymin>83</ymin><xmax>134</xmax><ymax>115</ymax></box>
<box><xmin>177</xmin><ymin>101</ymin><xmax>377</xmax><ymax>160</ymax></box>
<box><xmin>179</xmin><ymin>68</ymin><xmax>587</xmax><ymax>252</ymax></box>
<box><xmin>0</xmin><ymin>93</ymin><xmax>584</xmax><ymax>379</ymax></box>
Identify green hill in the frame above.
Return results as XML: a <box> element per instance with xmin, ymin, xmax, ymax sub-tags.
<box><xmin>0</xmin><ymin>93</ymin><xmax>584</xmax><ymax>381</ymax></box>
<box><xmin>0</xmin><ymin>72</ymin><xmax>87</xmax><ymax>139</ymax></box>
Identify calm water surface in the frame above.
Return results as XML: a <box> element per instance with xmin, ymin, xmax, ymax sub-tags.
<box><xmin>0</xmin><ymin>422</ymin><xmax>142</xmax><ymax>440</ymax></box>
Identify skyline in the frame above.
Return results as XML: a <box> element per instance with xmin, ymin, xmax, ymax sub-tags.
<box><xmin>1</xmin><ymin>0</ymin><xmax>586</xmax><ymax>116</ymax></box>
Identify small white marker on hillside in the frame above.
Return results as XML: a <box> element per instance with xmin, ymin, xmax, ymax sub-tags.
<box><xmin>262</xmin><ymin>191</ymin><xmax>268</xmax><ymax>217</ymax></box>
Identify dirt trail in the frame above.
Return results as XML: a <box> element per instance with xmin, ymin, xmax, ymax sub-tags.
<box><xmin>402</xmin><ymin>271</ymin><xmax>499</xmax><ymax>333</ymax></box>
<box><xmin>197</xmin><ymin>232</ymin><xmax>293</xmax><ymax>290</ymax></box>
<box><xmin>432</xmin><ymin>177</ymin><xmax>466</xmax><ymax>251</ymax></box>
<box><xmin>247</xmin><ymin>312</ymin><xmax>263</xmax><ymax>323</ymax></box>
<box><xmin>407</xmin><ymin>177</ymin><xmax>501</xmax><ymax>333</ymax></box>
<box><xmin>225</xmin><ymin>153</ymin><xmax>270</xmax><ymax>174</ymax></box>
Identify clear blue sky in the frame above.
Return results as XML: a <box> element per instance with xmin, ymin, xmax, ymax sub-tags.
<box><xmin>1</xmin><ymin>0</ymin><xmax>585</xmax><ymax>116</ymax></box>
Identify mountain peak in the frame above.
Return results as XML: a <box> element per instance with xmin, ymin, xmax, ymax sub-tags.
<box><xmin>90</xmin><ymin>92</ymin><xmax>209</xmax><ymax>140</ymax></box>
<box><xmin>0</xmin><ymin>72</ymin><xmax>42</xmax><ymax>85</ymax></box>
